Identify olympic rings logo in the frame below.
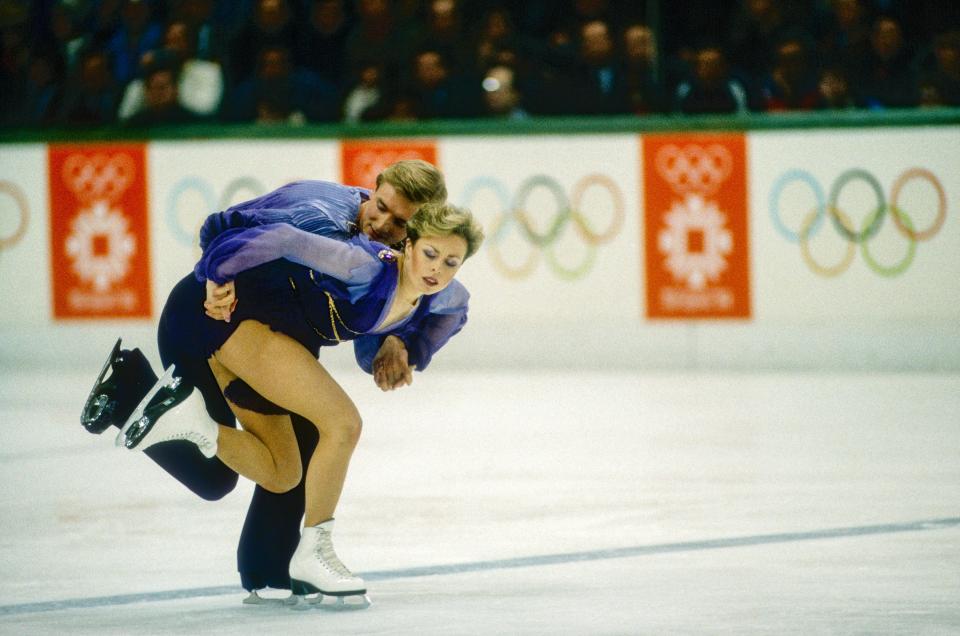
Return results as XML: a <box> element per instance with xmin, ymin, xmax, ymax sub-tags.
<box><xmin>165</xmin><ymin>176</ymin><xmax>267</xmax><ymax>246</ymax></box>
<box><xmin>0</xmin><ymin>181</ymin><xmax>29</xmax><ymax>251</ymax></box>
<box><xmin>655</xmin><ymin>144</ymin><xmax>732</xmax><ymax>195</ymax></box>
<box><xmin>769</xmin><ymin>168</ymin><xmax>947</xmax><ymax>277</ymax></box>
<box><xmin>62</xmin><ymin>153</ymin><xmax>135</xmax><ymax>203</ymax></box>
<box><xmin>459</xmin><ymin>174</ymin><xmax>625</xmax><ymax>280</ymax></box>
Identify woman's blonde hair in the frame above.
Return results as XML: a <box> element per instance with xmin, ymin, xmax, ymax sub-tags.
<box><xmin>406</xmin><ymin>202</ymin><xmax>485</xmax><ymax>259</ymax></box>
<box><xmin>376</xmin><ymin>159</ymin><xmax>447</xmax><ymax>205</ymax></box>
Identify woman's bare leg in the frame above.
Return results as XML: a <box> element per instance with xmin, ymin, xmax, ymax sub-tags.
<box><xmin>207</xmin><ymin>357</ymin><xmax>302</xmax><ymax>493</ymax></box>
<box><xmin>213</xmin><ymin>321</ymin><xmax>362</xmax><ymax>526</ymax></box>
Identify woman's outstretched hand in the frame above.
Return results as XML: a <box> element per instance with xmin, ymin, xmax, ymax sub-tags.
<box><xmin>373</xmin><ymin>335</ymin><xmax>414</xmax><ymax>391</ymax></box>
<box><xmin>205</xmin><ymin>279</ymin><xmax>238</xmax><ymax>322</ymax></box>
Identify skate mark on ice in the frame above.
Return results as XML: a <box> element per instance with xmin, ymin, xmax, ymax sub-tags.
<box><xmin>2</xmin><ymin>517</ymin><xmax>958</xmax><ymax>616</ymax></box>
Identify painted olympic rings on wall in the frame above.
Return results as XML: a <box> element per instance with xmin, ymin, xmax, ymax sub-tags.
<box><xmin>654</xmin><ymin>144</ymin><xmax>732</xmax><ymax>195</ymax></box>
<box><xmin>62</xmin><ymin>153</ymin><xmax>135</xmax><ymax>203</ymax></box>
<box><xmin>769</xmin><ymin>168</ymin><xmax>946</xmax><ymax>277</ymax></box>
<box><xmin>0</xmin><ymin>181</ymin><xmax>29</xmax><ymax>251</ymax></box>
<box><xmin>165</xmin><ymin>176</ymin><xmax>266</xmax><ymax>246</ymax></box>
<box><xmin>459</xmin><ymin>174</ymin><xmax>625</xmax><ymax>280</ymax></box>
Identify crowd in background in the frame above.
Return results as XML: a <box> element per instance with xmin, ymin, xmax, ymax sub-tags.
<box><xmin>2</xmin><ymin>0</ymin><xmax>959</xmax><ymax>129</ymax></box>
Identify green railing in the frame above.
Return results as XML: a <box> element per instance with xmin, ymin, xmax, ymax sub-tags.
<box><xmin>1</xmin><ymin>108</ymin><xmax>958</xmax><ymax>143</ymax></box>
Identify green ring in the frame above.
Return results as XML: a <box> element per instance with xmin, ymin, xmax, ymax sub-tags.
<box><xmin>512</xmin><ymin>175</ymin><xmax>571</xmax><ymax>247</ymax></box>
<box><xmin>543</xmin><ymin>239</ymin><xmax>597</xmax><ymax>281</ymax></box>
<box><xmin>860</xmin><ymin>206</ymin><xmax>917</xmax><ymax>277</ymax></box>
<box><xmin>828</xmin><ymin>169</ymin><xmax>886</xmax><ymax>243</ymax></box>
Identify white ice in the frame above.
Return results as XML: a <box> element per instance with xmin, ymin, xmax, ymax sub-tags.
<box><xmin>0</xmin><ymin>366</ymin><xmax>958</xmax><ymax>634</ymax></box>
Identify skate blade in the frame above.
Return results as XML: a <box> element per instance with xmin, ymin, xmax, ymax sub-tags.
<box><xmin>81</xmin><ymin>338</ymin><xmax>121</xmax><ymax>429</ymax></box>
<box><xmin>243</xmin><ymin>590</ymin><xmax>370</xmax><ymax>611</ymax></box>
<box><xmin>289</xmin><ymin>579</ymin><xmax>370</xmax><ymax>611</ymax></box>
<box><xmin>242</xmin><ymin>591</ymin><xmax>299</xmax><ymax>607</ymax></box>
<box><xmin>292</xmin><ymin>593</ymin><xmax>371</xmax><ymax>611</ymax></box>
<box><xmin>115</xmin><ymin>364</ymin><xmax>178</xmax><ymax>448</ymax></box>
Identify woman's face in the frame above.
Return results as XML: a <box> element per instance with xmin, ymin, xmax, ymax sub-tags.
<box><xmin>403</xmin><ymin>233</ymin><xmax>468</xmax><ymax>296</ymax></box>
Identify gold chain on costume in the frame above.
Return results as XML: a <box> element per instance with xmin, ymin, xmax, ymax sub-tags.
<box><xmin>288</xmin><ymin>274</ymin><xmax>363</xmax><ymax>343</ymax></box>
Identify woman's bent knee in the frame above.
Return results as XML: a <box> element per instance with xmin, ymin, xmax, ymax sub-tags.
<box><xmin>263</xmin><ymin>463</ymin><xmax>303</xmax><ymax>494</ymax></box>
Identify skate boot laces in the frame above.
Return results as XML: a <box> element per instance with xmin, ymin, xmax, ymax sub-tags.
<box><xmin>315</xmin><ymin>529</ymin><xmax>355</xmax><ymax>580</ymax></box>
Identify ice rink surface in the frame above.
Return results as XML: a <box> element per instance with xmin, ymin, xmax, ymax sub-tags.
<box><xmin>0</xmin><ymin>368</ymin><xmax>958</xmax><ymax>635</ymax></box>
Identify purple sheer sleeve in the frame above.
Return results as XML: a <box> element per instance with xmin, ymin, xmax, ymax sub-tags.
<box><xmin>195</xmin><ymin>223</ymin><xmax>381</xmax><ymax>285</ymax></box>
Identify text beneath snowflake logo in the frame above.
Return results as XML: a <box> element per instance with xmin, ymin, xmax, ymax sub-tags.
<box><xmin>62</xmin><ymin>153</ymin><xmax>138</xmax><ymax>311</ymax></box>
<box><xmin>654</xmin><ymin>144</ymin><xmax>735</xmax><ymax>312</ymax></box>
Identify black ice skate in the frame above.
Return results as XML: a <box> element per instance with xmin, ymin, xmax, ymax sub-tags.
<box><xmin>116</xmin><ymin>365</ymin><xmax>217</xmax><ymax>458</ymax></box>
<box><xmin>81</xmin><ymin>339</ymin><xmax>160</xmax><ymax>434</ymax></box>
<box><xmin>80</xmin><ymin>339</ymin><xmax>124</xmax><ymax>434</ymax></box>
<box><xmin>81</xmin><ymin>338</ymin><xmax>160</xmax><ymax>434</ymax></box>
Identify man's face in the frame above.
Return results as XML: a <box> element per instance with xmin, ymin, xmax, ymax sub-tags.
<box><xmin>358</xmin><ymin>182</ymin><xmax>418</xmax><ymax>245</ymax></box>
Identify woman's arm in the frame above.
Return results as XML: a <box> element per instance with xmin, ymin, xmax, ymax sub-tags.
<box><xmin>195</xmin><ymin>223</ymin><xmax>381</xmax><ymax>285</ymax></box>
<box><xmin>353</xmin><ymin>280</ymin><xmax>470</xmax><ymax>374</ymax></box>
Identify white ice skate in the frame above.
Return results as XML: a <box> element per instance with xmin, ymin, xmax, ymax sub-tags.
<box><xmin>116</xmin><ymin>365</ymin><xmax>218</xmax><ymax>458</ymax></box>
<box><xmin>288</xmin><ymin>520</ymin><xmax>370</xmax><ymax>610</ymax></box>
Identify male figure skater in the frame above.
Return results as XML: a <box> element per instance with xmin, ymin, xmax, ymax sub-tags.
<box><xmin>81</xmin><ymin>160</ymin><xmax>463</xmax><ymax>596</ymax></box>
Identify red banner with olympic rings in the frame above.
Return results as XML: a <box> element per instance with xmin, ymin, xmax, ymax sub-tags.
<box><xmin>642</xmin><ymin>133</ymin><xmax>751</xmax><ymax>319</ymax></box>
<box><xmin>340</xmin><ymin>139</ymin><xmax>439</xmax><ymax>189</ymax></box>
<box><xmin>48</xmin><ymin>144</ymin><xmax>152</xmax><ymax>319</ymax></box>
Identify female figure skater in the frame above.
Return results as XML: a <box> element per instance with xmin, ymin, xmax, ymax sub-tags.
<box><xmin>81</xmin><ymin>160</ymin><xmax>460</xmax><ymax>594</ymax></box>
<box><xmin>119</xmin><ymin>202</ymin><xmax>484</xmax><ymax>605</ymax></box>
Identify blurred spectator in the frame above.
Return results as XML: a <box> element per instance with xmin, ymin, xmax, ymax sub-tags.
<box><xmin>854</xmin><ymin>15</ymin><xmax>917</xmax><ymax>108</ymax></box>
<box><xmin>560</xmin><ymin>0</ymin><xmax>618</xmax><ymax>34</ymax></box>
<box><xmin>39</xmin><ymin>2</ymin><xmax>90</xmax><ymax>75</ymax></box>
<box><xmin>221</xmin><ymin>44</ymin><xmax>338</xmax><ymax>122</ymax></box>
<box><xmin>480</xmin><ymin>64</ymin><xmax>529</xmax><ymax>119</ymax></box>
<box><xmin>816</xmin><ymin>0</ymin><xmax>872</xmax><ymax>71</ymax></box>
<box><xmin>118</xmin><ymin>19</ymin><xmax>224</xmax><ymax>121</ymax></box>
<box><xmin>169</xmin><ymin>0</ymin><xmax>230</xmax><ymax>62</ymax></box>
<box><xmin>472</xmin><ymin>7</ymin><xmax>521</xmax><ymax>73</ymax></box>
<box><xmin>675</xmin><ymin>45</ymin><xmax>751</xmax><ymax>114</ymax></box>
<box><xmin>816</xmin><ymin>66</ymin><xmax>857</xmax><ymax>108</ymax></box>
<box><xmin>404</xmin><ymin>0</ymin><xmax>472</xmax><ymax>75</ymax></box>
<box><xmin>759</xmin><ymin>37</ymin><xmax>819</xmax><ymax>110</ymax></box>
<box><xmin>405</xmin><ymin>47</ymin><xmax>481</xmax><ymax>118</ymax></box>
<box><xmin>254</xmin><ymin>88</ymin><xmax>306</xmax><ymax>125</ymax></box>
<box><xmin>105</xmin><ymin>0</ymin><xmax>164</xmax><ymax>86</ymax></box>
<box><xmin>89</xmin><ymin>0</ymin><xmax>125</xmax><ymax>46</ymax></box>
<box><xmin>344</xmin><ymin>0</ymin><xmax>407</xmax><ymax>80</ymax></box>
<box><xmin>570</xmin><ymin>20</ymin><xmax>629</xmax><ymax>115</ymax></box>
<box><xmin>917</xmin><ymin>31</ymin><xmax>960</xmax><ymax>106</ymax></box>
<box><xmin>57</xmin><ymin>47</ymin><xmax>120</xmax><ymax>126</ymax></box>
<box><xmin>125</xmin><ymin>57</ymin><xmax>204</xmax><ymax>126</ymax></box>
<box><xmin>17</xmin><ymin>49</ymin><xmax>66</xmax><ymax>125</ymax></box>
<box><xmin>296</xmin><ymin>0</ymin><xmax>352</xmax><ymax>85</ymax></box>
<box><xmin>341</xmin><ymin>60</ymin><xmax>386</xmax><ymax>122</ymax></box>
<box><xmin>621</xmin><ymin>23</ymin><xmax>668</xmax><ymax>114</ymax></box>
<box><xmin>228</xmin><ymin>0</ymin><xmax>299</xmax><ymax>84</ymax></box>
<box><xmin>727</xmin><ymin>0</ymin><xmax>805</xmax><ymax>78</ymax></box>
<box><xmin>379</xmin><ymin>92</ymin><xmax>419</xmax><ymax>121</ymax></box>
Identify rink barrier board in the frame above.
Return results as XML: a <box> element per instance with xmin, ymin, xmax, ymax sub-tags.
<box><xmin>1</xmin><ymin>112</ymin><xmax>958</xmax><ymax>371</ymax></box>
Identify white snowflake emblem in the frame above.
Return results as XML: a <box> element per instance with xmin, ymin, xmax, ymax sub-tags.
<box><xmin>658</xmin><ymin>194</ymin><xmax>732</xmax><ymax>290</ymax></box>
<box><xmin>65</xmin><ymin>200</ymin><xmax>136</xmax><ymax>291</ymax></box>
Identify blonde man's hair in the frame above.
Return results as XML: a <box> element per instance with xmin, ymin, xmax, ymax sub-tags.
<box><xmin>376</xmin><ymin>159</ymin><xmax>447</xmax><ymax>205</ymax></box>
<box><xmin>406</xmin><ymin>202</ymin><xmax>485</xmax><ymax>259</ymax></box>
